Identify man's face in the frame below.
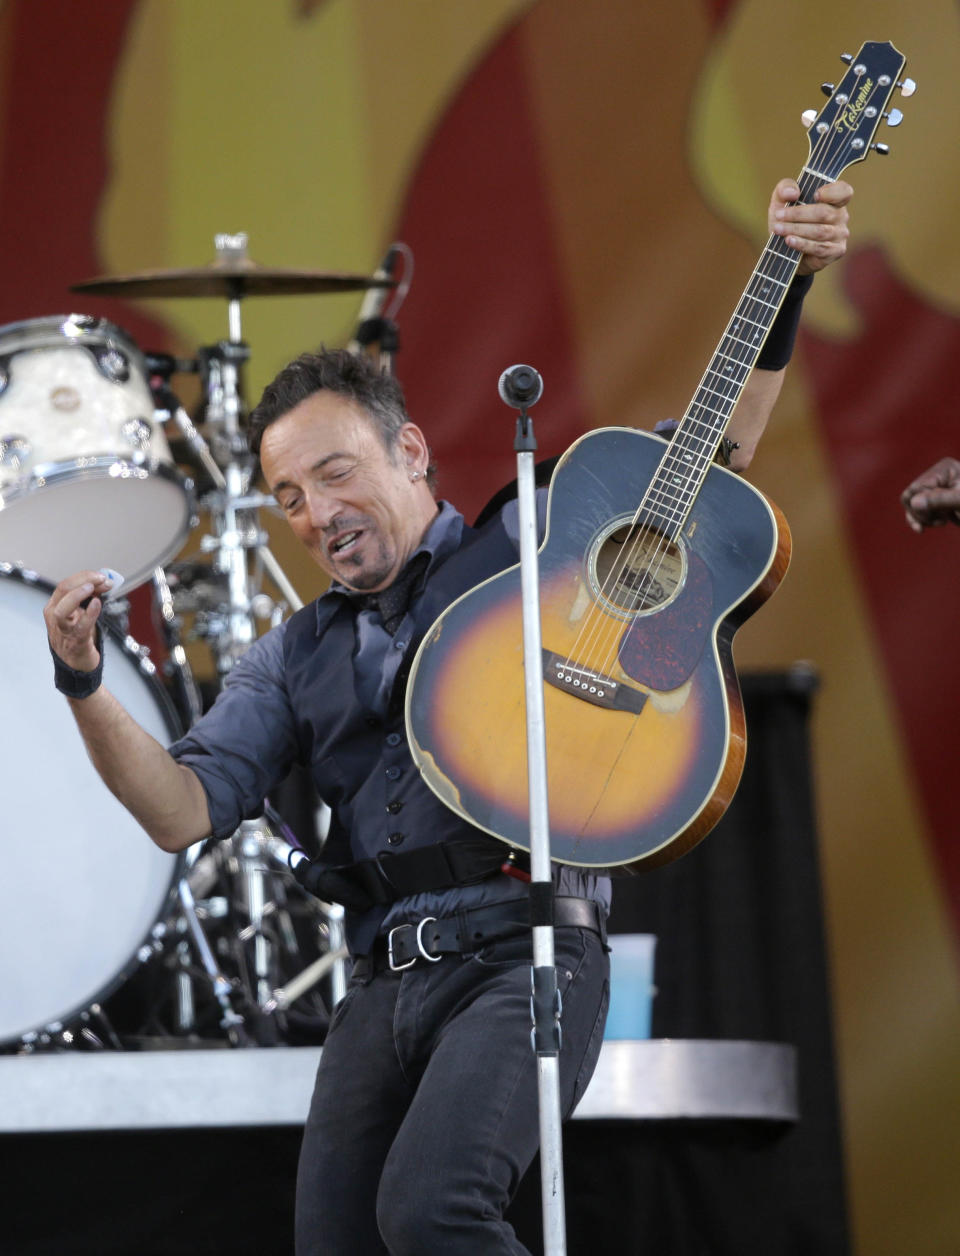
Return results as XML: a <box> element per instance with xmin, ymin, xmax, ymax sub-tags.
<box><xmin>259</xmin><ymin>390</ymin><xmax>435</xmax><ymax>593</ymax></box>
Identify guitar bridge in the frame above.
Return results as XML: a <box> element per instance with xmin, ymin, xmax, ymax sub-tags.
<box><xmin>542</xmin><ymin>650</ymin><xmax>647</xmax><ymax>714</ymax></box>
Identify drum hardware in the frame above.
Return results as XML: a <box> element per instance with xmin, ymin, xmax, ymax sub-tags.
<box><xmin>175</xmin><ymin>876</ymin><xmax>249</xmax><ymax>1047</ymax></box>
<box><xmin>174</xmin><ymin>939</ymin><xmax>196</xmax><ymax>1036</ymax></box>
<box><xmin>152</xmin><ymin>565</ymin><xmax>204</xmax><ymax>729</ymax></box>
<box><xmin>120</xmin><ymin>236</ymin><xmax>330</xmax><ymax>1047</ymax></box>
<box><xmin>345</xmin><ymin>241</ymin><xmax>412</xmax><ymax>375</ymax></box>
<box><xmin>18</xmin><ymin>1004</ymin><xmax>125</xmax><ymax>1054</ymax></box>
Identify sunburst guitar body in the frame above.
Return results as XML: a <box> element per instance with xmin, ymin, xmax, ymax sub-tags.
<box><xmin>405</xmin><ymin>427</ymin><xmax>789</xmax><ymax>871</ymax></box>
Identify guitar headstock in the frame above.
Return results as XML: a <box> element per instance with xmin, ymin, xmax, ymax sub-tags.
<box><xmin>802</xmin><ymin>41</ymin><xmax>913</xmax><ymax>180</ymax></box>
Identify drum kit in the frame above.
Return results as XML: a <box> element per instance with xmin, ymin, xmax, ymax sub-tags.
<box><xmin>0</xmin><ymin>232</ymin><xmax>407</xmax><ymax>1052</ymax></box>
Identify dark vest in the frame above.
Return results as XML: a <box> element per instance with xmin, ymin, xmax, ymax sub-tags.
<box><xmin>281</xmin><ymin>513</ymin><xmax>521</xmax><ymax>951</ymax></box>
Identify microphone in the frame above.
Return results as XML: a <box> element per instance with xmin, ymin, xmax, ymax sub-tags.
<box><xmin>347</xmin><ymin>246</ymin><xmax>398</xmax><ymax>354</ymax></box>
<box><xmin>498</xmin><ymin>364</ymin><xmax>543</xmax><ymax>410</ymax></box>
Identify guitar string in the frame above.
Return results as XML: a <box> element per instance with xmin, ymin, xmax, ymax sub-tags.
<box><xmin>556</xmin><ymin>66</ymin><xmax>894</xmax><ymax>697</ymax></box>
<box><xmin>552</xmin><ymin>219</ymin><xmax>806</xmax><ymax>693</ymax></box>
<box><xmin>575</xmin><ymin>164</ymin><xmax>822</xmax><ymax>685</ymax></box>
<box><xmin>584</xmin><ymin>227</ymin><xmax>806</xmax><ymax>687</ymax></box>
<box><xmin>594</xmin><ymin>97</ymin><xmax>876</xmax><ymax>659</ymax></box>
<box><xmin>584</xmin><ymin>74</ymin><xmax>890</xmax><ymax>681</ymax></box>
<box><xmin>620</xmin><ymin>66</ymin><xmax>896</xmax><ymax>611</ymax></box>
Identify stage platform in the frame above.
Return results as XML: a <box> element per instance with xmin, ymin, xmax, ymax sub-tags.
<box><xmin>0</xmin><ymin>1038</ymin><xmax>797</xmax><ymax>1133</ymax></box>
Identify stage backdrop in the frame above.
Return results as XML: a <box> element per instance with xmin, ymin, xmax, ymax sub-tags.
<box><xmin>1</xmin><ymin>2</ymin><xmax>958</xmax><ymax>1253</ymax></box>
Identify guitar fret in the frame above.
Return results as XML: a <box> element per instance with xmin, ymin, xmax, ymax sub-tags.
<box><xmin>758</xmin><ymin>248</ymin><xmax>794</xmax><ymax>269</ymax></box>
<box><xmin>644</xmin><ymin>500</ymin><xmax>685</xmax><ymax>529</ymax></box>
<box><xmin>749</xmin><ymin>264</ymin><xmax>789</xmax><ymax>285</ymax></box>
<box><xmin>728</xmin><ymin>311</ymin><xmax>769</xmax><ymax>336</ymax></box>
<box><xmin>683</xmin><ymin>408</ymin><xmax>727</xmax><ymax>438</ymax></box>
<box><xmin>740</xmin><ymin>291</ymin><xmax>780</xmax><ymax>314</ymax></box>
<box><xmin>664</xmin><ymin>456</ymin><xmax>712</xmax><ymax>481</ymax></box>
<box><xmin>694</xmin><ymin>381</ymin><xmax>739</xmax><ymax>410</ymax></box>
<box><xmin>725</xmin><ymin>336</ymin><xmax>761</xmax><ymax>357</ymax></box>
<box><xmin>638</xmin><ymin>495</ymin><xmax>683</xmax><ymax>524</ymax></box>
<box><xmin>671</xmin><ymin>438</ymin><xmax>714</xmax><ymax>462</ymax></box>
<box><xmin>737</xmin><ymin>299</ymin><xmax>778</xmax><ymax>323</ymax></box>
<box><xmin>648</xmin><ymin>488</ymin><xmax>688</xmax><ymax>511</ymax></box>
<box><xmin>651</xmin><ymin>471</ymin><xmax>697</xmax><ymax>498</ymax></box>
<box><xmin>650</xmin><ymin>487</ymin><xmax>699</xmax><ymax>515</ymax></box>
<box><xmin>710</xmin><ymin>352</ymin><xmax>752</xmax><ymax>378</ymax></box>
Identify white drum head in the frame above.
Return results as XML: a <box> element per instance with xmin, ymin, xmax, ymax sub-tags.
<box><xmin>0</xmin><ymin>571</ymin><xmax>182</xmax><ymax>1044</ymax></box>
<box><xmin>0</xmin><ymin>466</ymin><xmax>192</xmax><ymax>590</ymax></box>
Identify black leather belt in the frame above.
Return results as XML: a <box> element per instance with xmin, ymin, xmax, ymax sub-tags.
<box><xmin>354</xmin><ymin>896</ymin><xmax>606</xmax><ymax>977</ymax></box>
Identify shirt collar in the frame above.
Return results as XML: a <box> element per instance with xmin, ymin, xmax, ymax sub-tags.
<box><xmin>312</xmin><ymin>500</ymin><xmax>465</xmax><ymax>637</ymax></box>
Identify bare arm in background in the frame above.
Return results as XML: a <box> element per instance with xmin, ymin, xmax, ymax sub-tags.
<box><xmin>726</xmin><ymin>177</ymin><xmax>853</xmax><ymax>470</ymax></box>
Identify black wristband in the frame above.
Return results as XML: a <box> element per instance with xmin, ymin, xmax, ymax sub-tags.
<box><xmin>755</xmin><ymin>271</ymin><xmax>813</xmax><ymax>371</ymax></box>
<box><xmin>50</xmin><ymin>626</ymin><xmax>104</xmax><ymax>699</ymax></box>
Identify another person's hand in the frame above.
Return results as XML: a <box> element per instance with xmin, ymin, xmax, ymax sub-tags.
<box><xmin>769</xmin><ymin>178</ymin><xmax>852</xmax><ymax>275</ymax></box>
<box><xmin>43</xmin><ymin>570</ymin><xmax>115</xmax><ymax>670</ymax></box>
<box><xmin>901</xmin><ymin>457</ymin><xmax>960</xmax><ymax>532</ymax></box>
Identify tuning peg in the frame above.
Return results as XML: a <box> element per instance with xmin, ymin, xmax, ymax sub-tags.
<box><xmin>820</xmin><ymin>82</ymin><xmax>835</xmax><ymax>96</ymax></box>
<box><xmin>840</xmin><ymin>52</ymin><xmax>853</xmax><ymax>64</ymax></box>
<box><xmin>898</xmin><ymin>77</ymin><xmax>917</xmax><ymax>97</ymax></box>
<box><xmin>870</xmin><ymin>142</ymin><xmax>890</xmax><ymax>156</ymax></box>
<box><xmin>884</xmin><ymin>108</ymin><xmax>904</xmax><ymax>127</ymax></box>
<box><xmin>801</xmin><ymin>109</ymin><xmax>818</xmax><ymax>129</ymax></box>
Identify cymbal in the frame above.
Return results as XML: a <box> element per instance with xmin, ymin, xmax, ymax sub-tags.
<box><xmin>72</xmin><ymin>258</ymin><xmax>397</xmax><ymax>300</ymax></box>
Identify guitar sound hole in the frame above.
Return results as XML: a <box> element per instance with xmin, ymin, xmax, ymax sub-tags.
<box><xmin>592</xmin><ymin>522</ymin><xmax>684</xmax><ymax>614</ymax></box>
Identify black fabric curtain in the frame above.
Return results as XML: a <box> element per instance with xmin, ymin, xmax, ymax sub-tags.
<box><xmin>511</xmin><ymin>667</ymin><xmax>852</xmax><ymax>1255</ymax></box>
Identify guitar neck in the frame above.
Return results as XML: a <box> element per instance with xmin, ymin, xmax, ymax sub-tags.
<box><xmin>642</xmin><ymin>168</ymin><xmax>830</xmax><ymax>540</ymax></box>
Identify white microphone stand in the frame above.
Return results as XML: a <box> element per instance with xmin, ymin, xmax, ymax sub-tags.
<box><xmin>499</xmin><ymin>365</ymin><xmax>567</xmax><ymax>1254</ymax></box>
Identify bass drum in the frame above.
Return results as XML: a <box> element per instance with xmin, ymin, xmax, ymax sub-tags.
<box><xmin>0</xmin><ymin>567</ymin><xmax>184</xmax><ymax>1047</ymax></box>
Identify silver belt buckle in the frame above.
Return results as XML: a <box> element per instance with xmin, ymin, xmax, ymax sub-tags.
<box><xmin>388</xmin><ymin>916</ymin><xmax>441</xmax><ymax>971</ymax></box>
<box><xmin>387</xmin><ymin>923</ymin><xmax>417</xmax><ymax>972</ymax></box>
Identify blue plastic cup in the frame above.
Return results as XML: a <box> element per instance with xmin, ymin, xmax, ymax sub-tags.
<box><xmin>604</xmin><ymin>933</ymin><xmax>657</xmax><ymax>1039</ymax></box>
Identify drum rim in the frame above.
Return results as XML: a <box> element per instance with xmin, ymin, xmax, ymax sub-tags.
<box><xmin>0</xmin><ymin>313</ymin><xmax>148</xmax><ymax>366</ymax></box>
<box><xmin>0</xmin><ymin>564</ymin><xmax>190</xmax><ymax>1048</ymax></box>
<box><xmin>3</xmin><ymin>450</ymin><xmax>166</xmax><ymax>488</ymax></box>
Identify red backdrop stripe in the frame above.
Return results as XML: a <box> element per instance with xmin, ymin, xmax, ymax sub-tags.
<box><xmin>805</xmin><ymin>249</ymin><xmax>960</xmax><ymax>945</ymax></box>
<box><xmin>391</xmin><ymin>22</ymin><xmax>589</xmax><ymax>523</ymax></box>
<box><xmin>0</xmin><ymin>0</ymin><xmax>168</xmax><ymax>353</ymax></box>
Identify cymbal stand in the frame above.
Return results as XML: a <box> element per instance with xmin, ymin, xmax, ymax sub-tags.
<box><xmin>156</xmin><ymin>233</ymin><xmax>346</xmax><ymax>1041</ymax></box>
<box><xmin>176</xmin><ymin>875</ymin><xmax>248</xmax><ymax>1045</ymax></box>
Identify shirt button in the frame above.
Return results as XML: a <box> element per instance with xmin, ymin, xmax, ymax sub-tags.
<box><xmin>387</xmin><ymin>832</ymin><xmax>405</xmax><ymax>846</ymax></box>
<box><xmin>385</xmin><ymin>732</ymin><xmax>402</xmax><ymax>747</ymax></box>
<box><xmin>386</xmin><ymin>800</ymin><xmax>403</xmax><ymax>814</ymax></box>
<box><xmin>385</xmin><ymin>766</ymin><xmax>401</xmax><ymax>781</ymax></box>
<box><xmin>394</xmin><ymin>640</ymin><xmax>407</xmax><ymax>651</ymax></box>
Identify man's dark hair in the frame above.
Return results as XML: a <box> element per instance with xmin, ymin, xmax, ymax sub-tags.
<box><xmin>248</xmin><ymin>346</ymin><xmax>409</xmax><ymax>458</ymax></box>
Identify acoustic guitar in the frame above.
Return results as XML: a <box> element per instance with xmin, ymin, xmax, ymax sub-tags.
<box><xmin>405</xmin><ymin>41</ymin><xmax>910</xmax><ymax>873</ymax></box>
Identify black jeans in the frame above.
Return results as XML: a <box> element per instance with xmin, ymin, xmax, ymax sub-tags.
<box><xmin>295</xmin><ymin>925</ymin><xmax>610</xmax><ymax>1255</ymax></box>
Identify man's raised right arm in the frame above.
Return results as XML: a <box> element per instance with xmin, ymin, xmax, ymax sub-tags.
<box><xmin>44</xmin><ymin>570</ymin><xmax>212</xmax><ymax>852</ymax></box>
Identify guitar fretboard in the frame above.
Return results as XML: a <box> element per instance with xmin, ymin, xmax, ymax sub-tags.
<box><xmin>643</xmin><ymin>169</ymin><xmax>830</xmax><ymax>539</ymax></box>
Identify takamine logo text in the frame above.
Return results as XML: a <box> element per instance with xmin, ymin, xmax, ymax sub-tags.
<box><xmin>835</xmin><ymin>77</ymin><xmax>875</xmax><ymax>133</ymax></box>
